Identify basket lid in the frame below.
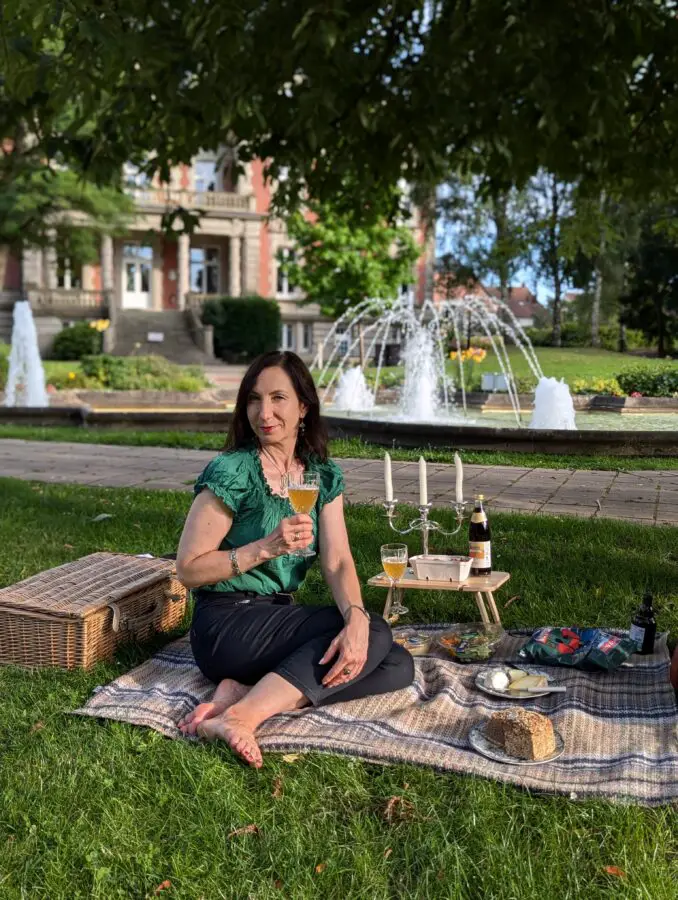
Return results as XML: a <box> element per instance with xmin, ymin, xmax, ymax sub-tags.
<box><xmin>0</xmin><ymin>553</ymin><xmax>178</xmax><ymax>619</ymax></box>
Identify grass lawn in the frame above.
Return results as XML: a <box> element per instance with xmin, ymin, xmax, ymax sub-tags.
<box><xmin>467</xmin><ymin>346</ymin><xmax>665</xmax><ymax>384</ymax></box>
<box><xmin>3</xmin><ymin>424</ymin><xmax>678</xmax><ymax>472</ymax></box>
<box><xmin>317</xmin><ymin>347</ymin><xmax>674</xmax><ymax>391</ymax></box>
<box><xmin>0</xmin><ymin>477</ymin><xmax>677</xmax><ymax>899</ymax></box>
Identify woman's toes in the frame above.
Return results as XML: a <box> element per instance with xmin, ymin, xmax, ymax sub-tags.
<box><xmin>197</xmin><ymin>715</ymin><xmax>263</xmax><ymax>768</ymax></box>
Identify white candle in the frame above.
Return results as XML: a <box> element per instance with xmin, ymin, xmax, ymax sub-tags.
<box><xmin>384</xmin><ymin>452</ymin><xmax>393</xmax><ymax>502</ymax></box>
<box><xmin>454</xmin><ymin>451</ymin><xmax>464</xmax><ymax>504</ymax></box>
<box><xmin>418</xmin><ymin>456</ymin><xmax>428</xmax><ymax>506</ymax></box>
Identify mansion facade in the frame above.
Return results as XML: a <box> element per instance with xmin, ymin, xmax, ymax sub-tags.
<box><xmin>0</xmin><ymin>155</ymin><xmax>429</xmax><ymax>362</ymax></box>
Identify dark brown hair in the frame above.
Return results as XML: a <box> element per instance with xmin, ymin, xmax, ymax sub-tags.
<box><xmin>225</xmin><ymin>351</ymin><xmax>328</xmax><ymax>461</ymax></box>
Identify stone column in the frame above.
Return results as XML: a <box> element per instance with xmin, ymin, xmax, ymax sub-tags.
<box><xmin>21</xmin><ymin>247</ymin><xmax>43</xmax><ymax>289</ymax></box>
<box><xmin>229</xmin><ymin>234</ymin><xmax>242</xmax><ymax>297</ymax></box>
<box><xmin>101</xmin><ymin>234</ymin><xmax>114</xmax><ymax>291</ymax></box>
<box><xmin>242</xmin><ymin>220</ymin><xmax>261</xmax><ymax>295</ymax></box>
<box><xmin>44</xmin><ymin>230</ymin><xmax>58</xmax><ymax>289</ymax></box>
<box><xmin>177</xmin><ymin>233</ymin><xmax>190</xmax><ymax>309</ymax></box>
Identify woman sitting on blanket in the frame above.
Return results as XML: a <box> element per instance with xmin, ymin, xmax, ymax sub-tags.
<box><xmin>176</xmin><ymin>350</ymin><xmax>414</xmax><ymax>767</ymax></box>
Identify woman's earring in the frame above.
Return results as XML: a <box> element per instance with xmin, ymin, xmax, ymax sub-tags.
<box><xmin>299</xmin><ymin>418</ymin><xmax>306</xmax><ymax>434</ymax></box>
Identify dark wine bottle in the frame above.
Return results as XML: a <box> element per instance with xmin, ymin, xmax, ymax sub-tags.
<box><xmin>630</xmin><ymin>591</ymin><xmax>657</xmax><ymax>655</ymax></box>
<box><xmin>469</xmin><ymin>494</ymin><xmax>492</xmax><ymax>576</ymax></box>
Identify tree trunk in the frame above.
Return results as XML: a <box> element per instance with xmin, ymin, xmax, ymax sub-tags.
<box><xmin>657</xmin><ymin>301</ymin><xmax>666</xmax><ymax>357</ymax></box>
<box><xmin>591</xmin><ymin>192</ymin><xmax>606</xmax><ymax>348</ymax></box>
<box><xmin>591</xmin><ymin>265</ymin><xmax>603</xmax><ymax>347</ymax></box>
<box><xmin>491</xmin><ymin>189</ymin><xmax>511</xmax><ymax>318</ymax></box>
<box><xmin>618</xmin><ymin>322</ymin><xmax>627</xmax><ymax>354</ymax></box>
<box><xmin>548</xmin><ymin>177</ymin><xmax>562</xmax><ymax>347</ymax></box>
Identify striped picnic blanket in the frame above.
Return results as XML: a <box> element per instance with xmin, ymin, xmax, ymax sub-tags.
<box><xmin>73</xmin><ymin>626</ymin><xmax>678</xmax><ymax>806</ymax></box>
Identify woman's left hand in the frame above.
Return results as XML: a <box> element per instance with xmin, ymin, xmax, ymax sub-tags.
<box><xmin>319</xmin><ymin>615</ymin><xmax>370</xmax><ymax>688</ymax></box>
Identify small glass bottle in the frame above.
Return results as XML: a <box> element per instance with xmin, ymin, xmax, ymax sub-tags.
<box><xmin>630</xmin><ymin>591</ymin><xmax>657</xmax><ymax>655</ymax></box>
<box><xmin>469</xmin><ymin>494</ymin><xmax>492</xmax><ymax>576</ymax></box>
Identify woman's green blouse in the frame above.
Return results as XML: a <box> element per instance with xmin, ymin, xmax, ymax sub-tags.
<box><xmin>193</xmin><ymin>446</ymin><xmax>345</xmax><ymax>595</ymax></box>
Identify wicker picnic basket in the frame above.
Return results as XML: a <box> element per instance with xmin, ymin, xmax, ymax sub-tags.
<box><xmin>0</xmin><ymin>552</ymin><xmax>188</xmax><ymax>670</ymax></box>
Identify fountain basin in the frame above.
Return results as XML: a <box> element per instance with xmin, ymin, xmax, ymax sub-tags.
<box><xmin>2</xmin><ymin>400</ymin><xmax>678</xmax><ymax>454</ymax></box>
<box><xmin>325</xmin><ymin>412</ymin><xmax>678</xmax><ymax>456</ymax></box>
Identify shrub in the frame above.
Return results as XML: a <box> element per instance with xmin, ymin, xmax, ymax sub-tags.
<box><xmin>525</xmin><ymin>323</ymin><xmax>648</xmax><ymax>351</ymax></box>
<box><xmin>0</xmin><ymin>342</ymin><xmax>9</xmax><ymax>390</ymax></box>
<box><xmin>52</xmin><ymin>322</ymin><xmax>104</xmax><ymax>360</ymax></box>
<box><xmin>80</xmin><ymin>355</ymin><xmax>210</xmax><ymax>391</ymax></box>
<box><xmin>44</xmin><ymin>367</ymin><xmax>98</xmax><ymax>390</ymax></box>
<box><xmin>201</xmin><ymin>295</ymin><xmax>281</xmax><ymax>362</ymax></box>
<box><xmin>571</xmin><ymin>376</ymin><xmax>624</xmax><ymax>396</ymax></box>
<box><xmin>616</xmin><ymin>365</ymin><xmax>678</xmax><ymax>397</ymax></box>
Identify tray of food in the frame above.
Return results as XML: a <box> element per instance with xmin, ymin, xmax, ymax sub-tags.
<box><xmin>475</xmin><ymin>665</ymin><xmax>566</xmax><ymax>699</ymax></box>
<box><xmin>393</xmin><ymin>630</ymin><xmax>433</xmax><ymax>656</ymax></box>
<box><xmin>469</xmin><ymin>709</ymin><xmax>564</xmax><ymax>766</ymax></box>
<box><xmin>436</xmin><ymin>623</ymin><xmax>504</xmax><ymax>662</ymax></box>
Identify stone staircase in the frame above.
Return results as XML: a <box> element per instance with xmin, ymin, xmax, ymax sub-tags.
<box><xmin>109</xmin><ymin>310</ymin><xmax>214</xmax><ymax>365</ymax></box>
<box><xmin>0</xmin><ymin>308</ymin><xmax>12</xmax><ymax>344</ymax></box>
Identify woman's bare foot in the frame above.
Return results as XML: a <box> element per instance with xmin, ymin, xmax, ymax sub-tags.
<box><xmin>178</xmin><ymin>678</ymin><xmax>250</xmax><ymax>736</ymax></box>
<box><xmin>198</xmin><ymin>710</ymin><xmax>263</xmax><ymax>768</ymax></box>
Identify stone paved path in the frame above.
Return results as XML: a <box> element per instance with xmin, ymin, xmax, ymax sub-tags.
<box><xmin>1</xmin><ymin>439</ymin><xmax>678</xmax><ymax>525</ymax></box>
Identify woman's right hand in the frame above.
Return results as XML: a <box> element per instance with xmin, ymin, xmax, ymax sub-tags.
<box><xmin>262</xmin><ymin>514</ymin><xmax>314</xmax><ymax>558</ymax></box>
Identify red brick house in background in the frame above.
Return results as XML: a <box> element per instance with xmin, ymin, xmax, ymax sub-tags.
<box><xmin>0</xmin><ymin>154</ymin><xmax>429</xmax><ymax>362</ymax></box>
<box><xmin>433</xmin><ymin>277</ymin><xmax>542</xmax><ymax>328</ymax></box>
<box><xmin>485</xmin><ymin>285</ymin><xmax>541</xmax><ymax>327</ymax></box>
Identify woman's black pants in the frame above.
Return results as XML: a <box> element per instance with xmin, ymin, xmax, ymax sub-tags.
<box><xmin>190</xmin><ymin>591</ymin><xmax>414</xmax><ymax>707</ymax></box>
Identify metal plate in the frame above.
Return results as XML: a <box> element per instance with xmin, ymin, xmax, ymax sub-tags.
<box><xmin>475</xmin><ymin>666</ymin><xmax>556</xmax><ymax>699</ymax></box>
<box><xmin>469</xmin><ymin>723</ymin><xmax>565</xmax><ymax>766</ymax></box>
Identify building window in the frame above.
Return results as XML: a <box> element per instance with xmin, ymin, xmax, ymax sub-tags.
<box><xmin>276</xmin><ymin>248</ymin><xmax>296</xmax><ymax>297</ymax></box>
<box><xmin>281</xmin><ymin>323</ymin><xmax>295</xmax><ymax>351</ymax></box>
<box><xmin>123</xmin><ymin>162</ymin><xmax>151</xmax><ymax>189</ymax></box>
<box><xmin>194</xmin><ymin>161</ymin><xmax>220</xmax><ymax>193</ymax></box>
<box><xmin>190</xmin><ymin>247</ymin><xmax>220</xmax><ymax>294</ymax></box>
<box><xmin>302</xmin><ymin>323</ymin><xmax>313</xmax><ymax>352</ymax></box>
<box><xmin>57</xmin><ymin>257</ymin><xmax>82</xmax><ymax>290</ymax></box>
<box><xmin>335</xmin><ymin>329</ymin><xmax>349</xmax><ymax>356</ymax></box>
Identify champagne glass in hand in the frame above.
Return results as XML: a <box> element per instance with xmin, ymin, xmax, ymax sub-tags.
<box><xmin>287</xmin><ymin>472</ymin><xmax>320</xmax><ymax>558</ymax></box>
<box><xmin>381</xmin><ymin>543</ymin><xmax>409</xmax><ymax>617</ymax></box>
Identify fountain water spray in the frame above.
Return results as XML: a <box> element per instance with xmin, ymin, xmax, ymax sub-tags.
<box><xmin>529</xmin><ymin>377</ymin><xmax>577</xmax><ymax>430</ymax></box>
<box><xmin>315</xmin><ymin>294</ymin><xmax>548</xmax><ymax>426</ymax></box>
<box><xmin>332</xmin><ymin>366</ymin><xmax>375</xmax><ymax>412</ymax></box>
<box><xmin>4</xmin><ymin>300</ymin><xmax>49</xmax><ymax>407</ymax></box>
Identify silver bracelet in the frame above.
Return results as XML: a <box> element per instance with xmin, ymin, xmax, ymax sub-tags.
<box><xmin>343</xmin><ymin>604</ymin><xmax>370</xmax><ymax>624</ymax></box>
<box><xmin>230</xmin><ymin>547</ymin><xmax>242</xmax><ymax>578</ymax></box>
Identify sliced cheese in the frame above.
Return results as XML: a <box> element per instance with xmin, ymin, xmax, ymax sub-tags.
<box><xmin>507</xmin><ymin>668</ymin><xmax>526</xmax><ymax>682</ymax></box>
<box><xmin>508</xmin><ymin>674</ymin><xmax>548</xmax><ymax>692</ymax></box>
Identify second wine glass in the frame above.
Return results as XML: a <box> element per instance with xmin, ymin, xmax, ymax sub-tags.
<box><xmin>287</xmin><ymin>472</ymin><xmax>320</xmax><ymax>558</ymax></box>
<box><xmin>381</xmin><ymin>543</ymin><xmax>409</xmax><ymax>617</ymax></box>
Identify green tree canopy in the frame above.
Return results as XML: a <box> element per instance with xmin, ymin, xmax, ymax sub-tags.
<box><xmin>4</xmin><ymin>1</ymin><xmax>678</xmax><ymax>216</ymax></box>
<box><xmin>282</xmin><ymin>190</ymin><xmax>419</xmax><ymax>317</ymax></box>
<box><xmin>621</xmin><ymin>206</ymin><xmax>678</xmax><ymax>356</ymax></box>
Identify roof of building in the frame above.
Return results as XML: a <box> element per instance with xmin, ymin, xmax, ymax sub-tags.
<box><xmin>485</xmin><ymin>284</ymin><xmax>539</xmax><ymax>320</ymax></box>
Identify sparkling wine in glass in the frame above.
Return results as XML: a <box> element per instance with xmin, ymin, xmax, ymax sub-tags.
<box><xmin>288</xmin><ymin>472</ymin><xmax>320</xmax><ymax>558</ymax></box>
<box><xmin>381</xmin><ymin>543</ymin><xmax>409</xmax><ymax>617</ymax></box>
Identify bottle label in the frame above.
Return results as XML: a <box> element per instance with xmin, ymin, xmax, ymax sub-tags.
<box><xmin>470</xmin><ymin>511</ymin><xmax>487</xmax><ymax>524</ymax></box>
<box><xmin>469</xmin><ymin>541</ymin><xmax>491</xmax><ymax>568</ymax></box>
<box><xmin>629</xmin><ymin>623</ymin><xmax>645</xmax><ymax>648</ymax></box>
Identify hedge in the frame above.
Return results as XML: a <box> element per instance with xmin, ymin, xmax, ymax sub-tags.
<box><xmin>616</xmin><ymin>365</ymin><xmax>678</xmax><ymax>397</ymax></box>
<box><xmin>201</xmin><ymin>295</ymin><xmax>281</xmax><ymax>362</ymax></box>
<box><xmin>79</xmin><ymin>355</ymin><xmax>209</xmax><ymax>391</ymax></box>
<box><xmin>52</xmin><ymin>322</ymin><xmax>104</xmax><ymax>360</ymax></box>
<box><xmin>0</xmin><ymin>342</ymin><xmax>9</xmax><ymax>390</ymax></box>
<box><xmin>524</xmin><ymin>324</ymin><xmax>647</xmax><ymax>351</ymax></box>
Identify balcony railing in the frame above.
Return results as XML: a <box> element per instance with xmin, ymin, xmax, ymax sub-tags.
<box><xmin>28</xmin><ymin>288</ymin><xmax>110</xmax><ymax>314</ymax></box>
<box><xmin>130</xmin><ymin>188</ymin><xmax>253</xmax><ymax>214</ymax></box>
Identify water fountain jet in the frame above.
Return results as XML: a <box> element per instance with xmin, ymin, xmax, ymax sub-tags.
<box><xmin>4</xmin><ymin>300</ymin><xmax>49</xmax><ymax>408</ymax></box>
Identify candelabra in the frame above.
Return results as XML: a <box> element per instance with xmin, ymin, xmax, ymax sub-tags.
<box><xmin>383</xmin><ymin>499</ymin><xmax>471</xmax><ymax>556</ymax></box>
<box><xmin>380</xmin><ymin>500</ymin><xmax>471</xmax><ymax>620</ymax></box>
